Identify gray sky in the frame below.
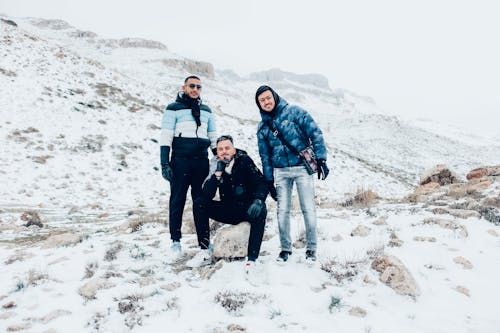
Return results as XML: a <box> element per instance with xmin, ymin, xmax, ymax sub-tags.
<box><xmin>2</xmin><ymin>0</ymin><xmax>499</xmax><ymax>132</ymax></box>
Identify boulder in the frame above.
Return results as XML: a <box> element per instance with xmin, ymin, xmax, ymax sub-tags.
<box><xmin>41</xmin><ymin>233</ymin><xmax>82</xmax><ymax>249</ymax></box>
<box><xmin>351</xmin><ymin>225</ymin><xmax>371</xmax><ymax>237</ymax></box>
<box><xmin>423</xmin><ymin>217</ymin><xmax>468</xmax><ymax>238</ymax></box>
<box><xmin>371</xmin><ymin>255</ymin><xmax>420</xmax><ymax>297</ymax></box>
<box><xmin>78</xmin><ymin>278</ymin><xmax>115</xmax><ymax>300</ymax></box>
<box><xmin>213</xmin><ymin>222</ymin><xmax>250</xmax><ymax>259</ymax></box>
<box><xmin>419</xmin><ymin>164</ymin><xmax>460</xmax><ymax>186</ymax></box>
<box><xmin>466</xmin><ymin>165</ymin><xmax>500</xmax><ymax>180</ymax></box>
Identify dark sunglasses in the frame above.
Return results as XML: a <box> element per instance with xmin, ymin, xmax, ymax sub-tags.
<box><xmin>188</xmin><ymin>83</ymin><xmax>202</xmax><ymax>90</ymax></box>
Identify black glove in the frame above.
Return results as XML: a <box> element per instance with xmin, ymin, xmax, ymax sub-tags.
<box><xmin>247</xmin><ymin>199</ymin><xmax>264</xmax><ymax>219</ymax></box>
<box><xmin>216</xmin><ymin>158</ymin><xmax>230</xmax><ymax>172</ymax></box>
<box><xmin>317</xmin><ymin>159</ymin><xmax>329</xmax><ymax>180</ymax></box>
<box><xmin>267</xmin><ymin>181</ymin><xmax>277</xmax><ymax>201</ymax></box>
<box><xmin>161</xmin><ymin>164</ymin><xmax>173</xmax><ymax>182</ymax></box>
<box><xmin>211</xmin><ymin>147</ymin><xmax>217</xmax><ymax>156</ymax></box>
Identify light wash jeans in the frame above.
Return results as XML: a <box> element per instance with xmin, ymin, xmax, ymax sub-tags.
<box><xmin>275</xmin><ymin>166</ymin><xmax>317</xmax><ymax>252</ymax></box>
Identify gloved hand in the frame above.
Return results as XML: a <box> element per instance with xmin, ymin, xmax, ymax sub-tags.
<box><xmin>211</xmin><ymin>147</ymin><xmax>217</xmax><ymax>156</ymax></box>
<box><xmin>161</xmin><ymin>164</ymin><xmax>173</xmax><ymax>182</ymax></box>
<box><xmin>267</xmin><ymin>181</ymin><xmax>278</xmax><ymax>201</ymax></box>
<box><xmin>317</xmin><ymin>159</ymin><xmax>329</xmax><ymax>180</ymax></box>
<box><xmin>216</xmin><ymin>158</ymin><xmax>230</xmax><ymax>172</ymax></box>
<box><xmin>247</xmin><ymin>199</ymin><xmax>264</xmax><ymax>219</ymax></box>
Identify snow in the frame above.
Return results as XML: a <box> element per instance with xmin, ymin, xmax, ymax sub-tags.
<box><xmin>1</xmin><ymin>15</ymin><xmax>500</xmax><ymax>333</ymax></box>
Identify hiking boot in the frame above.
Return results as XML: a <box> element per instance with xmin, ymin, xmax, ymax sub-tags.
<box><xmin>305</xmin><ymin>250</ymin><xmax>317</xmax><ymax>262</ymax></box>
<box><xmin>276</xmin><ymin>250</ymin><xmax>292</xmax><ymax>263</ymax></box>
<box><xmin>186</xmin><ymin>249</ymin><xmax>212</xmax><ymax>268</ymax></box>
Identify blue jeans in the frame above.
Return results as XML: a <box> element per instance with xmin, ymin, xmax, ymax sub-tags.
<box><xmin>275</xmin><ymin>166</ymin><xmax>317</xmax><ymax>252</ymax></box>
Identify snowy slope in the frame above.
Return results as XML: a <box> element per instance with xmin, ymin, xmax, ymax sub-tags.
<box><xmin>1</xmin><ymin>16</ymin><xmax>500</xmax><ymax>333</ymax></box>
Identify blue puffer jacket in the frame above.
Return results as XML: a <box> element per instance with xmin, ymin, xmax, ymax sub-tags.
<box><xmin>257</xmin><ymin>98</ymin><xmax>327</xmax><ymax>181</ymax></box>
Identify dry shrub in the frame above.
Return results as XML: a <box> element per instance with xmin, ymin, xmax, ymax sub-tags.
<box><xmin>342</xmin><ymin>187</ymin><xmax>379</xmax><ymax>207</ymax></box>
<box><xmin>214</xmin><ymin>290</ymin><xmax>265</xmax><ymax>314</ymax></box>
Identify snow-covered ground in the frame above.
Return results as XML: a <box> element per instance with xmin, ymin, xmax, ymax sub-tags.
<box><xmin>1</xmin><ymin>15</ymin><xmax>500</xmax><ymax>333</ymax></box>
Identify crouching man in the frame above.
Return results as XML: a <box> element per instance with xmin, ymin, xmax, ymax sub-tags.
<box><xmin>188</xmin><ymin>135</ymin><xmax>268</xmax><ymax>270</ymax></box>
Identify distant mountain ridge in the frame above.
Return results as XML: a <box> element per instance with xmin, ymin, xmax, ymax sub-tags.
<box><xmin>1</xmin><ymin>14</ymin><xmax>499</xmax><ymax>210</ymax></box>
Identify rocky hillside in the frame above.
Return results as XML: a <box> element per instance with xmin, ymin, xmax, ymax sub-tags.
<box><xmin>1</xmin><ymin>15</ymin><xmax>500</xmax><ymax>333</ymax></box>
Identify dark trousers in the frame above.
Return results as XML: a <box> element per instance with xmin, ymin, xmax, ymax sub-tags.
<box><xmin>193</xmin><ymin>198</ymin><xmax>267</xmax><ymax>261</ymax></box>
<box><xmin>169</xmin><ymin>157</ymin><xmax>209</xmax><ymax>241</ymax></box>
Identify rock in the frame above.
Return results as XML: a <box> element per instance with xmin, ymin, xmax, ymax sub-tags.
<box><xmin>2</xmin><ymin>301</ymin><xmax>16</xmax><ymax>309</ymax></box>
<box><xmin>482</xmin><ymin>197</ymin><xmax>500</xmax><ymax>209</ymax></box>
<box><xmin>160</xmin><ymin>282</ymin><xmax>181</xmax><ymax>291</ymax></box>
<box><xmin>487</xmin><ymin>229</ymin><xmax>498</xmax><ymax>237</ymax></box>
<box><xmin>161</xmin><ymin>58</ymin><xmax>214</xmax><ymax>79</ymax></box>
<box><xmin>7</xmin><ymin>323</ymin><xmax>32</xmax><ymax>332</ymax></box>
<box><xmin>1</xmin><ymin>18</ymin><xmax>18</xmax><ymax>27</ymax></box>
<box><xmin>466</xmin><ymin>165</ymin><xmax>500</xmax><ymax>180</ymax></box>
<box><xmin>20</xmin><ymin>210</ymin><xmax>43</xmax><ymax>227</ymax></box>
<box><xmin>348</xmin><ymin>306</ymin><xmax>367</xmax><ymax>317</ymax></box>
<box><xmin>413</xmin><ymin>236</ymin><xmax>436</xmax><ymax>242</ymax></box>
<box><xmin>0</xmin><ymin>312</ymin><xmax>16</xmax><ymax>319</ymax></box>
<box><xmin>431</xmin><ymin>207</ymin><xmax>480</xmax><ymax>219</ymax></box>
<box><xmin>39</xmin><ymin>309</ymin><xmax>72</xmax><ymax>324</ymax></box>
<box><xmin>118</xmin><ymin>38</ymin><xmax>167</xmax><ymax>50</ymax></box>
<box><xmin>372</xmin><ymin>217</ymin><xmax>387</xmax><ymax>226</ymax></box>
<box><xmin>466</xmin><ymin>178</ymin><xmax>493</xmax><ymax>192</ymax></box>
<box><xmin>388</xmin><ymin>231</ymin><xmax>403</xmax><ymax>247</ymax></box>
<box><xmin>42</xmin><ymin>233</ymin><xmax>82</xmax><ymax>249</ymax></box>
<box><xmin>447</xmin><ymin>184</ymin><xmax>467</xmax><ymax>198</ymax></box>
<box><xmin>453</xmin><ymin>256</ymin><xmax>473</xmax><ymax>269</ymax></box>
<box><xmin>213</xmin><ymin>223</ymin><xmax>250</xmax><ymax>259</ymax></box>
<box><xmin>455</xmin><ymin>285</ymin><xmax>470</xmax><ymax>297</ymax></box>
<box><xmin>414</xmin><ymin>182</ymin><xmax>440</xmax><ymax>195</ymax></box>
<box><xmin>351</xmin><ymin>225</ymin><xmax>371</xmax><ymax>237</ymax></box>
<box><xmin>371</xmin><ymin>255</ymin><xmax>420</xmax><ymax>297</ymax></box>
<box><xmin>423</xmin><ymin>217</ymin><xmax>468</xmax><ymax>238</ymax></box>
<box><xmin>78</xmin><ymin>278</ymin><xmax>115</xmax><ymax>300</ymax></box>
<box><xmin>419</xmin><ymin>164</ymin><xmax>460</xmax><ymax>186</ymax></box>
<box><xmin>363</xmin><ymin>275</ymin><xmax>377</xmax><ymax>285</ymax></box>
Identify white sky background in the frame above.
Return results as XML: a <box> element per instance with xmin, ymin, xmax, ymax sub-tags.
<box><xmin>2</xmin><ymin>0</ymin><xmax>499</xmax><ymax>133</ymax></box>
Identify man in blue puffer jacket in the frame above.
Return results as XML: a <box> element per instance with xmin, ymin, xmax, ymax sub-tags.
<box><xmin>256</xmin><ymin>85</ymin><xmax>329</xmax><ymax>263</ymax></box>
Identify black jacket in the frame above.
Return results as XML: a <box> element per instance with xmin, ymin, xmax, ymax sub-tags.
<box><xmin>201</xmin><ymin>150</ymin><xmax>268</xmax><ymax>205</ymax></box>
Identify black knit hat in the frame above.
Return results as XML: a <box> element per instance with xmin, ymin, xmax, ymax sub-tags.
<box><xmin>255</xmin><ymin>85</ymin><xmax>280</xmax><ymax>112</ymax></box>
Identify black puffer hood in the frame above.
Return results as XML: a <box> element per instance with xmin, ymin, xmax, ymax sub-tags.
<box><xmin>255</xmin><ymin>85</ymin><xmax>280</xmax><ymax>116</ymax></box>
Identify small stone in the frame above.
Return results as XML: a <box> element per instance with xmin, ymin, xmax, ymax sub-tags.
<box><xmin>455</xmin><ymin>285</ymin><xmax>470</xmax><ymax>297</ymax></box>
<box><xmin>349</xmin><ymin>306</ymin><xmax>367</xmax><ymax>317</ymax></box>
<box><xmin>351</xmin><ymin>225</ymin><xmax>371</xmax><ymax>237</ymax></box>
<box><xmin>487</xmin><ymin>229</ymin><xmax>498</xmax><ymax>237</ymax></box>
<box><xmin>160</xmin><ymin>281</ymin><xmax>181</xmax><ymax>291</ymax></box>
<box><xmin>413</xmin><ymin>236</ymin><xmax>436</xmax><ymax>242</ymax></box>
<box><xmin>453</xmin><ymin>256</ymin><xmax>473</xmax><ymax>269</ymax></box>
<box><xmin>332</xmin><ymin>234</ymin><xmax>343</xmax><ymax>242</ymax></box>
<box><xmin>372</xmin><ymin>217</ymin><xmax>387</xmax><ymax>226</ymax></box>
<box><xmin>2</xmin><ymin>301</ymin><xmax>16</xmax><ymax>309</ymax></box>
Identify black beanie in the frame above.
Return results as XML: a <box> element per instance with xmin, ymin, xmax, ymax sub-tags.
<box><xmin>255</xmin><ymin>85</ymin><xmax>280</xmax><ymax>112</ymax></box>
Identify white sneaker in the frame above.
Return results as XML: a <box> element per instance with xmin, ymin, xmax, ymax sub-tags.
<box><xmin>244</xmin><ymin>260</ymin><xmax>261</xmax><ymax>286</ymax></box>
<box><xmin>186</xmin><ymin>249</ymin><xmax>212</xmax><ymax>268</ymax></box>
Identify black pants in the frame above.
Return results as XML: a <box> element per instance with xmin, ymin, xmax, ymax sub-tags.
<box><xmin>169</xmin><ymin>157</ymin><xmax>209</xmax><ymax>241</ymax></box>
<box><xmin>193</xmin><ymin>198</ymin><xmax>267</xmax><ymax>261</ymax></box>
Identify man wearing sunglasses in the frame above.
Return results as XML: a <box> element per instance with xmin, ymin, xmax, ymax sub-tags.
<box><xmin>160</xmin><ymin>75</ymin><xmax>217</xmax><ymax>257</ymax></box>
<box><xmin>188</xmin><ymin>135</ymin><xmax>268</xmax><ymax>271</ymax></box>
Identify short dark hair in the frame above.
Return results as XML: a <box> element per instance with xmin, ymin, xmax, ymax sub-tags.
<box><xmin>184</xmin><ymin>75</ymin><xmax>200</xmax><ymax>83</ymax></box>
<box><xmin>216</xmin><ymin>135</ymin><xmax>233</xmax><ymax>144</ymax></box>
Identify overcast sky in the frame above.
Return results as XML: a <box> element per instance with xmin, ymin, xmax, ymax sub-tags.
<box><xmin>2</xmin><ymin>0</ymin><xmax>499</xmax><ymax>133</ymax></box>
